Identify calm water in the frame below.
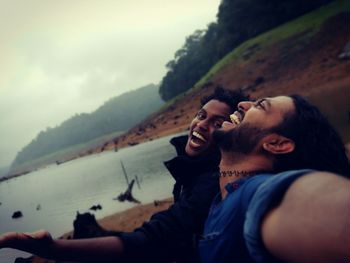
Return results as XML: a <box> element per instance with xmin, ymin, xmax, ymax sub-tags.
<box><xmin>0</xmin><ymin>134</ymin><xmax>178</xmax><ymax>263</ymax></box>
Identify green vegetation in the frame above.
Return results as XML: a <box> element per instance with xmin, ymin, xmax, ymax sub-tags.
<box><xmin>195</xmin><ymin>0</ymin><xmax>350</xmax><ymax>89</ymax></box>
<box><xmin>158</xmin><ymin>0</ymin><xmax>349</xmax><ymax>107</ymax></box>
<box><xmin>159</xmin><ymin>0</ymin><xmax>333</xmax><ymax>101</ymax></box>
<box><xmin>158</xmin><ymin>0</ymin><xmax>350</xmax><ymax>145</ymax></box>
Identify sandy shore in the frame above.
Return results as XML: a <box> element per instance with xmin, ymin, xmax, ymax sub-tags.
<box><xmin>29</xmin><ymin>197</ymin><xmax>173</xmax><ymax>263</ymax></box>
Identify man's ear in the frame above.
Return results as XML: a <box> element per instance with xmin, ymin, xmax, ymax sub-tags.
<box><xmin>262</xmin><ymin>134</ymin><xmax>295</xmax><ymax>154</ymax></box>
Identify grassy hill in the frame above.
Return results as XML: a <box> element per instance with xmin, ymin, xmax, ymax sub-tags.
<box><xmin>110</xmin><ymin>0</ymin><xmax>350</xmax><ymax>150</ymax></box>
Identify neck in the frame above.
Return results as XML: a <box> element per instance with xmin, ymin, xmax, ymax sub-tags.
<box><xmin>219</xmin><ymin>152</ymin><xmax>273</xmax><ymax>199</ymax></box>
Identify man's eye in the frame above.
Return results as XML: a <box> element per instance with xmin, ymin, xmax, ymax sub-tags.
<box><xmin>254</xmin><ymin>100</ymin><xmax>265</xmax><ymax>109</ymax></box>
<box><xmin>213</xmin><ymin>121</ymin><xmax>223</xmax><ymax>128</ymax></box>
<box><xmin>196</xmin><ymin>112</ymin><xmax>206</xmax><ymax>120</ymax></box>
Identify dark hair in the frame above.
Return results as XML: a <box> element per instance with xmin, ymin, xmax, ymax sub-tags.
<box><xmin>201</xmin><ymin>86</ymin><xmax>248</xmax><ymax>113</ymax></box>
<box><xmin>273</xmin><ymin>95</ymin><xmax>350</xmax><ymax>177</ymax></box>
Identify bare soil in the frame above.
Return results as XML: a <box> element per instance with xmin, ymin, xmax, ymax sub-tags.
<box><xmin>91</xmin><ymin>13</ymin><xmax>350</xmax><ymax>155</ymax></box>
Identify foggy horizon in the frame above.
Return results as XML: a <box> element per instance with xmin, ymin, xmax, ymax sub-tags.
<box><xmin>0</xmin><ymin>0</ymin><xmax>221</xmax><ymax>168</ymax></box>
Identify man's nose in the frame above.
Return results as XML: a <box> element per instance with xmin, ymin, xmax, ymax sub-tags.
<box><xmin>197</xmin><ymin>119</ymin><xmax>209</xmax><ymax>131</ymax></box>
<box><xmin>237</xmin><ymin>101</ymin><xmax>253</xmax><ymax>112</ymax></box>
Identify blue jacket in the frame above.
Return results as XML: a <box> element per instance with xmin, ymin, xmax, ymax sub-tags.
<box><xmin>199</xmin><ymin>169</ymin><xmax>313</xmax><ymax>263</ymax></box>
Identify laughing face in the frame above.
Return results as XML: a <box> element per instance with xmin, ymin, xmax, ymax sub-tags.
<box><xmin>185</xmin><ymin>99</ymin><xmax>232</xmax><ymax>157</ymax></box>
<box><xmin>215</xmin><ymin>96</ymin><xmax>295</xmax><ymax>154</ymax></box>
<box><xmin>229</xmin><ymin>96</ymin><xmax>294</xmax><ymax>129</ymax></box>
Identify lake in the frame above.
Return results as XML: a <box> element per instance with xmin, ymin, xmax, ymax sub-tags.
<box><xmin>0</xmin><ymin>134</ymin><xmax>179</xmax><ymax>263</ymax></box>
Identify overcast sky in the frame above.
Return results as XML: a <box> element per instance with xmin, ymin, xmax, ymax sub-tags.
<box><xmin>0</xmin><ymin>0</ymin><xmax>221</xmax><ymax>168</ymax></box>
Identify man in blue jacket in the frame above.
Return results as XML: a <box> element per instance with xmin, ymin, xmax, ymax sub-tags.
<box><xmin>199</xmin><ymin>95</ymin><xmax>350</xmax><ymax>263</ymax></box>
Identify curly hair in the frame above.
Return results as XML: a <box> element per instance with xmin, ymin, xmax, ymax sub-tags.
<box><xmin>272</xmin><ymin>95</ymin><xmax>350</xmax><ymax>177</ymax></box>
<box><xmin>201</xmin><ymin>86</ymin><xmax>248</xmax><ymax>113</ymax></box>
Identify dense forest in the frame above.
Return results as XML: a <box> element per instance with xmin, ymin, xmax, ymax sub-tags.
<box><xmin>11</xmin><ymin>84</ymin><xmax>163</xmax><ymax>168</ymax></box>
<box><xmin>159</xmin><ymin>0</ymin><xmax>333</xmax><ymax>101</ymax></box>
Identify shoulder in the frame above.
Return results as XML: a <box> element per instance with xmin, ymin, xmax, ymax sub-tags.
<box><xmin>239</xmin><ymin>174</ymin><xmax>273</xmax><ymax>206</ymax></box>
<box><xmin>244</xmin><ymin>169</ymin><xmax>314</xmax><ymax>263</ymax></box>
<box><xmin>245</xmin><ymin>169</ymin><xmax>314</xmax><ymax>225</ymax></box>
<box><xmin>248</xmin><ymin>169</ymin><xmax>314</xmax><ymax>207</ymax></box>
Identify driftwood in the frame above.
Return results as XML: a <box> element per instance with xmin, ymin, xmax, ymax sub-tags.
<box><xmin>114</xmin><ymin>179</ymin><xmax>140</xmax><ymax>204</ymax></box>
<box><xmin>120</xmin><ymin>160</ymin><xmax>129</xmax><ymax>185</ymax></box>
<box><xmin>114</xmin><ymin>160</ymin><xmax>141</xmax><ymax>203</ymax></box>
<box><xmin>135</xmin><ymin>175</ymin><xmax>141</xmax><ymax>189</ymax></box>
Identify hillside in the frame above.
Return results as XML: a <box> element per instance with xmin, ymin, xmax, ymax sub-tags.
<box><xmin>8</xmin><ymin>84</ymin><xmax>163</xmax><ymax>176</ymax></box>
<box><xmin>102</xmin><ymin>0</ymin><xmax>350</xmax><ymax>152</ymax></box>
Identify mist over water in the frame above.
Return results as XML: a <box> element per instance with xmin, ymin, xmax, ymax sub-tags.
<box><xmin>0</xmin><ymin>134</ymin><xmax>178</xmax><ymax>263</ymax></box>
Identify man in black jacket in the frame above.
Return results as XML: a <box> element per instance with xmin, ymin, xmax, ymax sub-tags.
<box><xmin>113</xmin><ymin>87</ymin><xmax>246</xmax><ymax>262</ymax></box>
<box><xmin>0</xmin><ymin>87</ymin><xmax>247</xmax><ymax>262</ymax></box>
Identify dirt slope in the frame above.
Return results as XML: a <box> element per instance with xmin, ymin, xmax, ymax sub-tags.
<box><xmin>97</xmin><ymin>12</ymin><xmax>350</xmax><ymax>154</ymax></box>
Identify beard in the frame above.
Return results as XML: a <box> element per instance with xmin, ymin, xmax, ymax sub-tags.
<box><xmin>213</xmin><ymin>123</ymin><xmax>269</xmax><ymax>154</ymax></box>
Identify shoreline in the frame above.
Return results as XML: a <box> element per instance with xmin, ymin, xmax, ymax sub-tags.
<box><xmin>30</xmin><ymin>197</ymin><xmax>174</xmax><ymax>263</ymax></box>
<box><xmin>3</xmin><ymin>125</ymin><xmax>189</xmax><ymax>183</ymax></box>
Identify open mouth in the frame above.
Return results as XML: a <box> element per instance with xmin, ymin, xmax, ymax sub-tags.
<box><xmin>190</xmin><ymin>131</ymin><xmax>207</xmax><ymax>147</ymax></box>
<box><xmin>230</xmin><ymin>111</ymin><xmax>243</xmax><ymax>125</ymax></box>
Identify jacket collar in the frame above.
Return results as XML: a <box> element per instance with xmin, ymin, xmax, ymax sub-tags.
<box><xmin>165</xmin><ymin>135</ymin><xmax>220</xmax><ymax>183</ymax></box>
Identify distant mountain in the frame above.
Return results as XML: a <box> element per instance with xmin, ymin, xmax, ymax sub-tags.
<box><xmin>10</xmin><ymin>84</ymin><xmax>163</xmax><ymax>171</ymax></box>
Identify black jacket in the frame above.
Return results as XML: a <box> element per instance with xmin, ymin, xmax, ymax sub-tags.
<box><xmin>118</xmin><ymin>135</ymin><xmax>220</xmax><ymax>262</ymax></box>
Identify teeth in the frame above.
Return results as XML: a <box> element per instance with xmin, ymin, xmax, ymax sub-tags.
<box><xmin>230</xmin><ymin>114</ymin><xmax>240</xmax><ymax>125</ymax></box>
<box><xmin>192</xmin><ymin>131</ymin><xmax>206</xmax><ymax>142</ymax></box>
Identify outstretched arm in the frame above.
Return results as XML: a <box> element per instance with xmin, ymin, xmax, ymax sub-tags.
<box><xmin>0</xmin><ymin>230</ymin><xmax>124</xmax><ymax>262</ymax></box>
<box><xmin>261</xmin><ymin>171</ymin><xmax>350</xmax><ymax>263</ymax></box>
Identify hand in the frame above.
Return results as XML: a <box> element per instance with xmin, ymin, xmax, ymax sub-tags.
<box><xmin>0</xmin><ymin>230</ymin><xmax>53</xmax><ymax>256</ymax></box>
<box><xmin>1</xmin><ymin>230</ymin><xmax>125</xmax><ymax>261</ymax></box>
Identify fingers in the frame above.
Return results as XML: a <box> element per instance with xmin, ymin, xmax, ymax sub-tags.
<box><xmin>23</xmin><ymin>230</ymin><xmax>53</xmax><ymax>243</ymax></box>
<box><xmin>0</xmin><ymin>231</ymin><xmax>20</xmax><ymax>248</ymax></box>
<box><xmin>0</xmin><ymin>230</ymin><xmax>53</xmax><ymax>250</ymax></box>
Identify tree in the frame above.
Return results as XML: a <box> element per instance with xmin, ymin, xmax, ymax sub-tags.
<box><xmin>159</xmin><ymin>0</ymin><xmax>333</xmax><ymax>101</ymax></box>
